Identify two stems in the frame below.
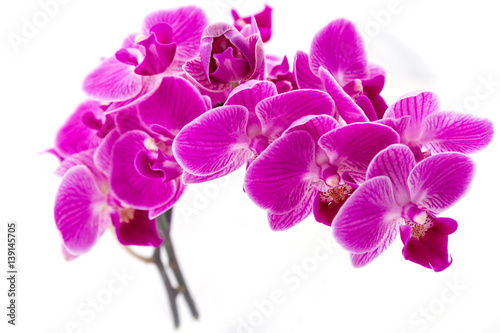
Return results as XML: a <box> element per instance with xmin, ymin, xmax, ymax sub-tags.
<box><xmin>126</xmin><ymin>208</ymin><xmax>198</xmax><ymax>328</ymax></box>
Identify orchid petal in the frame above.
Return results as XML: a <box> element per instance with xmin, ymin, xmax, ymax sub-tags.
<box><xmin>54</xmin><ymin>166</ymin><xmax>110</xmax><ymax>255</ymax></box>
<box><xmin>268</xmin><ymin>187</ymin><xmax>317</xmax><ymax>231</ymax></box>
<box><xmin>310</xmin><ymin>19</ymin><xmax>368</xmax><ymax>85</ymax></box>
<box><xmin>294</xmin><ymin>51</ymin><xmax>324</xmax><ymax>90</ymax></box>
<box><xmin>110</xmin><ymin>130</ymin><xmax>176</xmax><ymax>209</ymax></box>
<box><xmin>421</xmin><ymin>111</ymin><xmax>494</xmax><ymax>154</ymax></box>
<box><xmin>319</xmin><ymin>122</ymin><xmax>399</xmax><ymax>178</ymax></box>
<box><xmin>83</xmin><ymin>52</ymin><xmax>143</xmax><ymax>102</ymax></box>
<box><xmin>113</xmin><ymin>209</ymin><xmax>163</xmax><ymax>247</ymax></box>
<box><xmin>408</xmin><ymin>152</ymin><xmax>475</xmax><ymax>213</ymax></box>
<box><xmin>350</xmin><ymin>226</ymin><xmax>399</xmax><ymax>267</ymax></box>
<box><xmin>172</xmin><ymin>105</ymin><xmax>252</xmax><ymax>176</ymax></box>
<box><xmin>319</xmin><ymin>68</ymin><xmax>368</xmax><ymax>123</ymax></box>
<box><xmin>244</xmin><ymin>131</ymin><xmax>318</xmax><ymax>214</ymax></box>
<box><xmin>138</xmin><ymin>76</ymin><xmax>208</xmax><ymax>135</ymax></box>
<box><xmin>367</xmin><ymin>144</ymin><xmax>415</xmax><ymax>206</ymax></box>
<box><xmin>94</xmin><ymin>129</ymin><xmax>120</xmax><ymax>177</ymax></box>
<box><xmin>333</xmin><ymin>176</ymin><xmax>401</xmax><ymax>253</ymax></box>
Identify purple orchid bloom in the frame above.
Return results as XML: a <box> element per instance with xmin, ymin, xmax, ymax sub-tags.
<box><xmin>294</xmin><ymin>19</ymin><xmax>388</xmax><ymax>123</ymax></box>
<box><xmin>380</xmin><ymin>91</ymin><xmax>494</xmax><ymax>161</ymax></box>
<box><xmin>265</xmin><ymin>55</ymin><xmax>298</xmax><ymax>93</ymax></box>
<box><xmin>333</xmin><ymin>144</ymin><xmax>475</xmax><ymax>271</ymax></box>
<box><xmin>172</xmin><ymin>81</ymin><xmax>336</xmax><ymax>183</ymax></box>
<box><xmin>243</xmin><ymin>118</ymin><xmax>399</xmax><ymax>230</ymax></box>
<box><xmin>231</xmin><ymin>5</ymin><xmax>273</xmax><ymax>43</ymax></box>
<box><xmin>82</xmin><ymin>6</ymin><xmax>208</xmax><ymax>111</ymax></box>
<box><xmin>54</xmin><ymin>149</ymin><xmax>163</xmax><ymax>257</ymax></box>
<box><xmin>183</xmin><ymin>18</ymin><xmax>266</xmax><ymax>92</ymax></box>
<box><xmin>107</xmin><ymin>76</ymin><xmax>208</xmax><ymax>216</ymax></box>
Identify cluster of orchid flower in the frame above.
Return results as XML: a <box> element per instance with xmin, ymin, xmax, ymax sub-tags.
<box><xmin>52</xmin><ymin>5</ymin><xmax>493</xmax><ymax>272</ymax></box>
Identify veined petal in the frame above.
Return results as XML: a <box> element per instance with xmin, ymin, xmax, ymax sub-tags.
<box><xmin>319</xmin><ymin>68</ymin><xmax>368</xmax><ymax>124</ymax></box>
<box><xmin>255</xmin><ymin>89</ymin><xmax>335</xmax><ymax>141</ymax></box>
<box><xmin>141</xmin><ymin>6</ymin><xmax>209</xmax><ymax>71</ymax></box>
<box><xmin>408</xmin><ymin>152</ymin><xmax>475</xmax><ymax>213</ymax></box>
<box><xmin>83</xmin><ymin>53</ymin><xmax>143</xmax><ymax>102</ymax></box>
<box><xmin>181</xmin><ymin>156</ymin><xmax>245</xmax><ymax>184</ymax></box>
<box><xmin>138</xmin><ymin>76</ymin><xmax>208</xmax><ymax>135</ymax></box>
<box><xmin>421</xmin><ymin>111</ymin><xmax>494</xmax><ymax>154</ymax></box>
<box><xmin>332</xmin><ymin>176</ymin><xmax>401</xmax><ymax>254</ymax></box>
<box><xmin>244</xmin><ymin>131</ymin><xmax>318</xmax><ymax>214</ymax></box>
<box><xmin>148</xmin><ymin>179</ymin><xmax>186</xmax><ymax>219</ymax></box>
<box><xmin>350</xmin><ymin>225</ymin><xmax>399</xmax><ymax>267</ymax></box>
<box><xmin>268</xmin><ymin>187</ymin><xmax>317</xmax><ymax>231</ymax></box>
<box><xmin>285</xmin><ymin>114</ymin><xmax>340</xmax><ymax>143</ymax></box>
<box><xmin>294</xmin><ymin>51</ymin><xmax>324</xmax><ymax>90</ymax></box>
<box><xmin>184</xmin><ymin>57</ymin><xmax>231</xmax><ymax>92</ymax></box>
<box><xmin>55</xmin><ymin>100</ymin><xmax>103</xmax><ymax>157</ymax></box>
<box><xmin>384</xmin><ymin>91</ymin><xmax>440</xmax><ymax>139</ymax></box>
<box><xmin>110</xmin><ymin>130</ymin><xmax>176</xmax><ymax>209</ymax></box>
<box><xmin>172</xmin><ymin>105</ymin><xmax>252</xmax><ymax>176</ymax></box>
<box><xmin>94</xmin><ymin>129</ymin><xmax>120</xmax><ymax>177</ymax></box>
<box><xmin>319</xmin><ymin>122</ymin><xmax>400</xmax><ymax>177</ymax></box>
<box><xmin>54</xmin><ymin>165</ymin><xmax>111</xmax><ymax>255</ymax></box>
<box><xmin>367</xmin><ymin>144</ymin><xmax>415</xmax><ymax>206</ymax></box>
<box><xmin>310</xmin><ymin>19</ymin><xmax>368</xmax><ymax>85</ymax></box>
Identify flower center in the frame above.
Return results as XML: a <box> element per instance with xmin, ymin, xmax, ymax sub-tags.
<box><xmin>119</xmin><ymin>207</ymin><xmax>135</xmax><ymax>223</ymax></box>
<box><xmin>318</xmin><ymin>183</ymin><xmax>354</xmax><ymax>204</ymax></box>
<box><xmin>405</xmin><ymin>215</ymin><xmax>435</xmax><ymax>240</ymax></box>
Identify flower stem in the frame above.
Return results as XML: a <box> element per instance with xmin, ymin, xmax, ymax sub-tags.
<box><xmin>157</xmin><ymin>209</ymin><xmax>199</xmax><ymax>319</ymax></box>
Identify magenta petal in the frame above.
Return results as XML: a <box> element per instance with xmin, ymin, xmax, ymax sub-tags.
<box><xmin>110</xmin><ymin>130</ymin><xmax>176</xmax><ymax>209</ymax></box>
<box><xmin>54</xmin><ymin>166</ymin><xmax>111</xmax><ymax>255</ymax></box>
<box><xmin>211</xmin><ymin>47</ymin><xmax>251</xmax><ymax>82</ymax></box>
<box><xmin>55</xmin><ymin>100</ymin><xmax>103</xmax><ymax>157</ymax></box>
<box><xmin>367</xmin><ymin>144</ymin><xmax>416</xmax><ymax>206</ymax></box>
<box><xmin>333</xmin><ymin>176</ymin><xmax>401</xmax><ymax>254</ymax></box>
<box><xmin>268</xmin><ymin>187</ymin><xmax>317</xmax><ymax>231</ymax></box>
<box><xmin>350</xmin><ymin>226</ymin><xmax>398</xmax><ymax>267</ymax></box>
<box><xmin>83</xmin><ymin>53</ymin><xmax>143</xmax><ymax>102</ymax></box>
<box><xmin>181</xmin><ymin>156</ymin><xmax>244</xmax><ymax>184</ymax></box>
<box><xmin>294</xmin><ymin>51</ymin><xmax>324</xmax><ymax>90</ymax></box>
<box><xmin>94</xmin><ymin>129</ymin><xmax>120</xmax><ymax>177</ymax></box>
<box><xmin>408</xmin><ymin>152</ymin><xmax>475</xmax><ymax>213</ymax></box>
<box><xmin>244</xmin><ymin>131</ymin><xmax>318</xmax><ymax>214</ymax></box>
<box><xmin>401</xmin><ymin>217</ymin><xmax>458</xmax><ymax>272</ymax></box>
<box><xmin>319</xmin><ymin>122</ymin><xmax>400</xmax><ymax>178</ymax></box>
<box><xmin>421</xmin><ymin>111</ymin><xmax>494</xmax><ymax>154</ymax></box>
<box><xmin>141</xmin><ymin>6</ymin><xmax>209</xmax><ymax>72</ymax></box>
<box><xmin>310</xmin><ymin>19</ymin><xmax>368</xmax><ymax>85</ymax></box>
<box><xmin>384</xmin><ymin>91</ymin><xmax>440</xmax><ymax>139</ymax></box>
<box><xmin>184</xmin><ymin>57</ymin><xmax>231</xmax><ymax>92</ymax></box>
<box><xmin>148</xmin><ymin>179</ymin><xmax>186</xmax><ymax>219</ymax></box>
<box><xmin>113</xmin><ymin>209</ymin><xmax>163</xmax><ymax>247</ymax></box>
<box><xmin>135</xmin><ymin>26</ymin><xmax>177</xmax><ymax>76</ymax></box>
<box><xmin>232</xmin><ymin>5</ymin><xmax>272</xmax><ymax>42</ymax></box>
<box><xmin>255</xmin><ymin>89</ymin><xmax>335</xmax><ymax>140</ymax></box>
<box><xmin>319</xmin><ymin>68</ymin><xmax>368</xmax><ymax>123</ymax></box>
<box><xmin>172</xmin><ymin>105</ymin><xmax>252</xmax><ymax>176</ymax></box>
<box><xmin>285</xmin><ymin>115</ymin><xmax>340</xmax><ymax>143</ymax></box>
<box><xmin>138</xmin><ymin>76</ymin><xmax>208</xmax><ymax>135</ymax></box>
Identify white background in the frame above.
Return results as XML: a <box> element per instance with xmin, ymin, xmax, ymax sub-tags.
<box><xmin>1</xmin><ymin>0</ymin><xmax>499</xmax><ymax>332</ymax></box>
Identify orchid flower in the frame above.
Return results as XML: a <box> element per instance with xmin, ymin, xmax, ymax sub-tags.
<box><xmin>183</xmin><ymin>18</ymin><xmax>266</xmax><ymax>92</ymax></box>
<box><xmin>294</xmin><ymin>19</ymin><xmax>388</xmax><ymax>123</ymax></box>
<box><xmin>380</xmin><ymin>91</ymin><xmax>494</xmax><ymax>161</ymax></box>
<box><xmin>54</xmin><ymin>149</ymin><xmax>163</xmax><ymax>258</ymax></box>
<box><xmin>265</xmin><ymin>55</ymin><xmax>297</xmax><ymax>93</ymax></box>
<box><xmin>172</xmin><ymin>81</ymin><xmax>335</xmax><ymax>183</ymax></box>
<box><xmin>82</xmin><ymin>6</ymin><xmax>208</xmax><ymax>112</ymax></box>
<box><xmin>231</xmin><ymin>5</ymin><xmax>273</xmax><ymax>43</ymax></box>
<box><xmin>333</xmin><ymin>144</ymin><xmax>475</xmax><ymax>271</ymax></box>
<box><xmin>243</xmin><ymin>118</ymin><xmax>399</xmax><ymax>230</ymax></box>
<box><xmin>106</xmin><ymin>76</ymin><xmax>208</xmax><ymax>217</ymax></box>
